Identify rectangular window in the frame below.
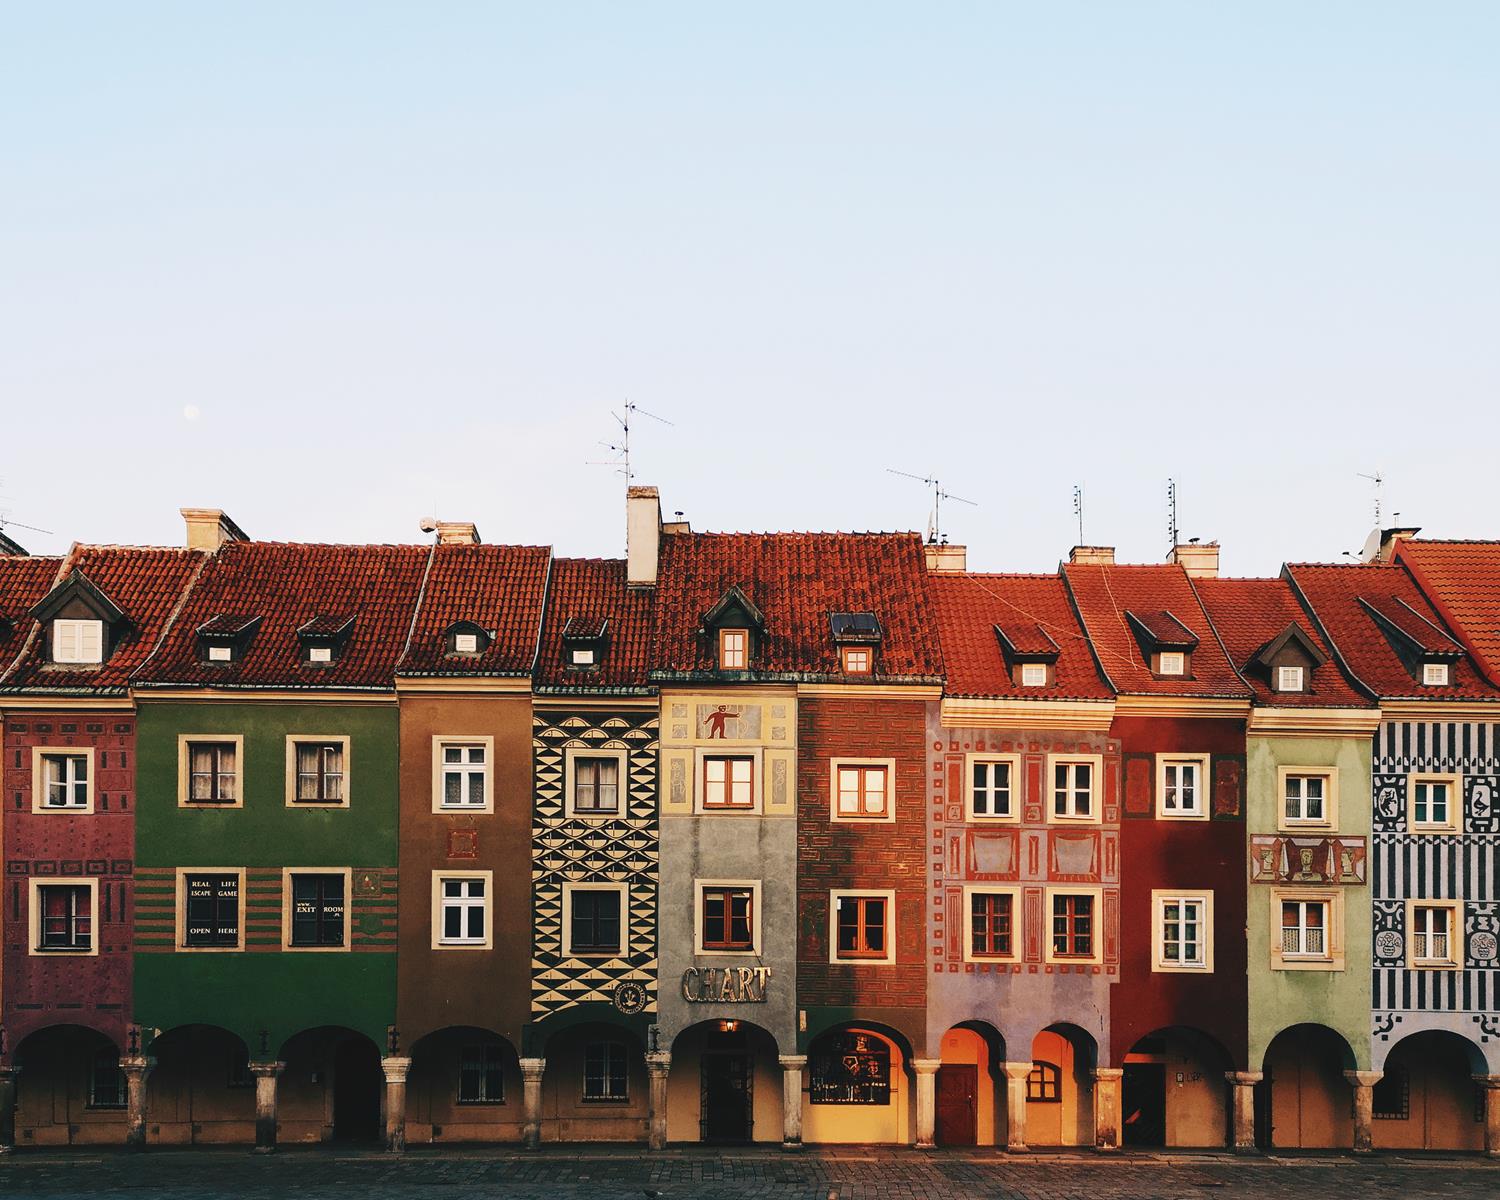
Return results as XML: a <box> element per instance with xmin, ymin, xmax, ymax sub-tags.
<box><xmin>700</xmin><ymin>886</ymin><xmax>755</xmax><ymax>951</ymax></box>
<box><xmin>439</xmin><ymin>742</ymin><xmax>489</xmax><ymax>809</ymax></box>
<box><xmin>1409</xmin><ymin>775</ymin><xmax>1460</xmax><ymax>832</ymax></box>
<box><xmin>439</xmin><ymin>877</ymin><xmax>488</xmax><ymax>946</ymax></box>
<box><xmin>188</xmin><ymin>742</ymin><xmax>238</xmax><ymax>804</ymax></box>
<box><xmin>40</xmin><ymin>753</ymin><xmax>89</xmax><ymax>809</ymax></box>
<box><xmin>568</xmin><ymin>888</ymin><xmax>622</xmax><ymax>956</ymax></box>
<box><xmin>573</xmin><ymin>756</ymin><xmax>621</xmax><ymax>816</ymax></box>
<box><xmin>458</xmin><ymin>1044</ymin><xmax>506</xmax><ymax>1104</ymax></box>
<box><xmin>289</xmin><ymin>873</ymin><xmax>345</xmax><ymax>948</ymax></box>
<box><xmin>1158</xmin><ymin>757</ymin><xmax>1206</xmax><ymax>818</ymax></box>
<box><xmin>833</xmin><ymin>894</ymin><xmax>889</xmax><ymax>961</ymax></box>
<box><xmin>1280</xmin><ymin>899</ymin><xmax>1327</xmax><ymax>959</ymax></box>
<box><xmin>718</xmin><ymin>628</ymin><xmax>748</xmax><ymax>670</ymax></box>
<box><xmin>53</xmin><ymin>618</ymin><xmax>103</xmax><ymax>664</ymax></box>
<box><xmin>183</xmin><ymin>873</ymin><xmax>241</xmax><ymax>948</ymax></box>
<box><xmin>582</xmin><ymin>1041</ymin><xmax>629</xmax><ymax>1101</ymax></box>
<box><xmin>835</xmin><ymin>764</ymin><xmax>889</xmax><ymax>819</ymax></box>
<box><xmin>1020</xmin><ymin>663</ymin><xmax>1048</xmax><ymax>687</ymax></box>
<box><xmin>454</xmin><ymin>632</ymin><xmax>479</xmax><ymax>654</ymax></box>
<box><xmin>1155</xmin><ymin>893</ymin><xmax>1211</xmax><ymax>971</ymax></box>
<box><xmin>294</xmin><ymin>741</ymin><xmax>345</xmax><ymax>804</ymax></box>
<box><xmin>1051</xmin><ymin>759</ymin><xmax>1094</xmax><ymax>820</ymax></box>
<box><xmin>207</xmin><ymin>644</ymin><xmax>233</xmax><ymax>662</ymax></box>
<box><xmin>88</xmin><ymin>1048</ymin><xmax>126</xmax><ymax>1109</ymax></box>
<box><xmin>702</xmin><ymin>755</ymin><xmax>755</xmax><ymax>809</ymax></box>
<box><xmin>1276</xmin><ymin>665</ymin><xmax>1305</xmax><ymax>692</ymax></box>
<box><xmin>1158</xmin><ymin>651</ymin><xmax>1185</xmax><ymax>676</ymax></box>
<box><xmin>970</xmin><ymin>891</ymin><xmax>1014</xmax><ymax>959</ymax></box>
<box><xmin>1284</xmin><ymin>774</ymin><xmax>1327</xmax><ymax>825</ymax></box>
<box><xmin>841</xmin><ymin>646</ymin><xmax>872</xmax><ymax>674</ymax></box>
<box><xmin>36</xmin><ymin>884</ymin><xmax>92</xmax><ymax>951</ymax></box>
<box><xmin>1423</xmin><ymin>662</ymin><xmax>1450</xmax><ymax>686</ymax></box>
<box><xmin>1051</xmin><ymin>893</ymin><xmax>1094</xmax><ymax>959</ymax></box>
<box><xmin>1410</xmin><ymin>904</ymin><xmax>1458</xmax><ymax>966</ymax></box>
<box><xmin>308</xmin><ymin>645</ymin><xmax>332</xmax><ymax>664</ymax></box>
<box><xmin>570</xmin><ymin>647</ymin><xmax>595</xmax><ymax>666</ymax></box>
<box><xmin>968</xmin><ymin>757</ymin><xmax>1014</xmax><ymax>820</ymax></box>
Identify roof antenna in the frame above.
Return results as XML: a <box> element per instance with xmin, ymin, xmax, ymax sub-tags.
<box><xmin>1072</xmin><ymin>485</ymin><xmax>1084</xmax><ymax>546</ymax></box>
<box><xmin>1166</xmin><ymin>478</ymin><xmax>1179</xmax><ymax>550</ymax></box>
<box><xmin>887</xmin><ymin>469</ymin><xmax>977</xmax><ymax>545</ymax></box>
<box><xmin>589</xmin><ymin>400</ymin><xmax>674</xmax><ymax>483</ymax></box>
<box><xmin>1357</xmin><ymin>471</ymin><xmax>1384</xmax><ymax>526</ymax></box>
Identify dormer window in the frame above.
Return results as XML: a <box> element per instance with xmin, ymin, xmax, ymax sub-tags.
<box><xmin>829</xmin><ymin>612</ymin><xmax>882</xmax><ymax>678</ymax></box>
<box><xmin>1356</xmin><ymin>595</ymin><xmax>1465</xmax><ymax>690</ymax></box>
<box><xmin>53</xmin><ymin>619</ymin><xmax>104</xmax><ymax>664</ymax></box>
<box><xmin>841</xmin><ymin>646</ymin><xmax>872</xmax><ymax>675</ymax></box>
<box><xmin>1423</xmin><ymin>662</ymin><xmax>1450</xmax><ymax>687</ymax></box>
<box><xmin>1159</xmin><ymin>652</ymin><xmax>1185</xmax><ymax>676</ymax></box>
<box><xmin>1277</xmin><ymin>666</ymin><xmax>1305</xmax><ymax>692</ymax></box>
<box><xmin>561</xmin><ymin>615</ymin><xmax>608</xmax><ymax>672</ymax></box>
<box><xmin>195</xmin><ymin>614</ymin><xmax>261</xmax><ymax>665</ymax></box>
<box><xmin>1124</xmin><ymin>610</ymin><xmax>1200</xmax><ymax>680</ymax></box>
<box><xmin>1021</xmin><ymin>664</ymin><xmax>1048</xmax><ymax>688</ymax></box>
<box><xmin>308</xmin><ymin>646</ymin><xmax>332</xmax><ymax>664</ymax></box>
<box><xmin>719</xmin><ymin>628</ymin><xmax>748</xmax><ymax>670</ymax></box>
<box><xmin>444</xmin><ymin>621</ymin><xmax>492</xmax><ymax>659</ymax></box>
<box><xmin>30</xmin><ymin>569</ymin><xmax>127</xmax><ymax>668</ymax></box>
<box><xmin>297</xmin><ymin>615</ymin><xmax>353</xmax><ymax>667</ymax></box>
<box><xmin>571</xmin><ymin>647</ymin><xmax>596</xmax><ymax>667</ymax></box>
<box><xmin>207</xmin><ymin>645</ymin><xmax>234</xmax><ymax>663</ymax></box>
<box><xmin>994</xmin><ymin>622</ymin><xmax>1059</xmax><ymax>690</ymax></box>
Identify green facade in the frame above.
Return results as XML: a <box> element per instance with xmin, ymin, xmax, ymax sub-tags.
<box><xmin>1245</xmin><ymin>732</ymin><xmax>1373</xmax><ymax>1071</ymax></box>
<box><xmin>133</xmin><ymin>700</ymin><xmax>399</xmax><ymax>1053</ymax></box>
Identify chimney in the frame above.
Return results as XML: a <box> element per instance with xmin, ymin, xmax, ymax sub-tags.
<box><xmin>1069</xmin><ymin>545</ymin><xmax>1116</xmax><ymax>566</ymax></box>
<box><xmin>1361</xmin><ymin>525</ymin><xmax>1421</xmax><ymax>564</ymax></box>
<box><xmin>434</xmin><ymin>521</ymin><xmax>481</xmax><ymax>546</ymax></box>
<box><xmin>627</xmin><ymin>485</ymin><xmax>662</xmax><ymax>587</ymax></box>
<box><xmin>924</xmin><ymin>543</ymin><xmax>967</xmax><ymax>573</ymax></box>
<box><xmin>181</xmin><ymin>508</ymin><xmax>248</xmax><ymax>553</ymax></box>
<box><xmin>1168</xmin><ymin>540</ymin><xmax>1220</xmax><ymax>579</ymax></box>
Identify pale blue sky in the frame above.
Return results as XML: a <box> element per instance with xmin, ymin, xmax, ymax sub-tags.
<box><xmin>3</xmin><ymin>3</ymin><xmax>1496</xmax><ymax>572</ymax></box>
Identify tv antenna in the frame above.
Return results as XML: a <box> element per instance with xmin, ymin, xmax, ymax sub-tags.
<box><xmin>1166</xmin><ymin>478</ymin><xmax>1179</xmax><ymax>549</ymax></box>
<box><xmin>588</xmin><ymin>400</ymin><xmax>674</xmax><ymax>482</ymax></box>
<box><xmin>887</xmin><ymin>469</ymin><xmax>977</xmax><ymax>544</ymax></box>
<box><xmin>1072</xmin><ymin>485</ymin><xmax>1084</xmax><ymax>546</ymax></box>
<box><xmin>1357</xmin><ymin>471</ymin><xmax>1384</xmax><ymax>526</ymax></box>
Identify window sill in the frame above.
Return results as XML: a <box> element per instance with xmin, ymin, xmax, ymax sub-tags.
<box><xmin>579</xmin><ymin>1097</ymin><xmax>631</xmax><ymax>1105</ymax></box>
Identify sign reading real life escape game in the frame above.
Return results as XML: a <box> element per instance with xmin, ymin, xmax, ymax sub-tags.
<box><xmin>682</xmin><ymin>965</ymin><xmax>771</xmax><ymax>1003</ymax></box>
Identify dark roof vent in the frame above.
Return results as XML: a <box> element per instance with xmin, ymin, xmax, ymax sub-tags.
<box><xmin>829</xmin><ymin>612</ymin><xmax>882</xmax><ymax>644</ymax></box>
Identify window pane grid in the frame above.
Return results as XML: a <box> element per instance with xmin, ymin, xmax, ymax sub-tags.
<box><xmin>971</xmin><ymin>760</ymin><xmax>1012</xmax><ymax>818</ymax></box>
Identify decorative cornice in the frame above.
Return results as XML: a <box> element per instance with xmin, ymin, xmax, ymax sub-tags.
<box><xmin>797</xmin><ymin>683</ymin><xmax>942</xmax><ymax>700</ymax></box>
<box><xmin>1246</xmin><ymin>706</ymin><xmax>1383</xmax><ymax>737</ymax></box>
<box><xmin>394</xmin><ymin>677</ymin><xmax>532</xmax><ymax>696</ymax></box>
<box><xmin>1113</xmin><ymin>695</ymin><xmax>1251</xmax><ymax>719</ymax></box>
<box><xmin>1378</xmin><ymin>699</ymin><xmax>1500</xmax><ymax>722</ymax></box>
<box><xmin>0</xmin><ymin>696</ymin><xmax>134</xmax><ymax>712</ymax></box>
<box><xmin>133</xmin><ymin>688</ymin><xmax>396</xmax><ymax>706</ymax></box>
<box><xmin>940</xmin><ymin>698</ymin><xmax>1116</xmax><ymax>732</ymax></box>
<box><xmin>534</xmin><ymin>695</ymin><xmax>659</xmax><ymax>711</ymax></box>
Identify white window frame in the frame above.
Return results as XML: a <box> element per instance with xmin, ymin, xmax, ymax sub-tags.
<box><xmin>829</xmin><ymin>757</ymin><xmax>896</xmax><ymax>823</ymax></box>
<box><xmin>28</xmin><ymin>877</ymin><xmax>101</xmax><ymax>957</ymax></box>
<box><xmin>1157</xmin><ymin>651</ymin><xmax>1186</xmax><ymax>676</ymax></box>
<box><xmin>432</xmin><ymin>736</ymin><xmax>494</xmax><ymax>814</ymax></box>
<box><xmin>1406</xmin><ymin>899</ymin><xmax>1461</xmax><ymax>969</ymax></box>
<box><xmin>570</xmin><ymin>646</ymin><xmax>596</xmax><ymax>666</ymax></box>
<box><xmin>284</xmin><ymin>735</ymin><xmax>351</xmax><ymax>808</ymax></box>
<box><xmin>1043</xmin><ymin>885</ymin><xmax>1105</xmax><ymax>966</ymax></box>
<box><xmin>281</xmin><ymin>867</ymin><xmax>352</xmax><ymax>953</ymax></box>
<box><xmin>177</xmin><ymin>735</ymin><xmax>245</xmax><ymax>809</ymax></box>
<box><xmin>1407</xmin><ymin>773</ymin><xmax>1461</xmax><ymax>834</ymax></box>
<box><xmin>432</xmin><ymin>870</ymin><xmax>493</xmax><ymax>950</ymax></box>
<box><xmin>175</xmin><ymin>867</ymin><xmax>248</xmax><ymax>953</ymax></box>
<box><xmin>1020</xmin><ymin>663</ymin><xmax>1049</xmax><ymax>688</ymax></box>
<box><xmin>207</xmin><ymin>644</ymin><xmax>234</xmax><ymax>663</ymax></box>
<box><xmin>829</xmin><ymin>888</ymin><xmax>896</xmax><ymax>965</ymax></box>
<box><xmin>31</xmin><ymin>746</ymin><xmax>95</xmax><ymax>815</ymax></box>
<box><xmin>1046</xmin><ymin>754</ymin><xmax>1103</xmax><ymax>824</ymax></box>
<box><xmin>1270</xmin><ymin>887</ymin><xmax>1344</xmax><ymax>971</ymax></box>
<box><xmin>1277</xmin><ymin>767</ymin><xmax>1337</xmax><ymax>832</ymax></box>
<box><xmin>561</xmin><ymin>881</ymin><xmax>630</xmax><ymax>959</ymax></box>
<box><xmin>564</xmin><ymin>746</ymin><xmax>629</xmax><ymax>820</ymax></box>
<box><xmin>1422</xmin><ymin>662</ymin><xmax>1450</xmax><ymax>686</ymax></box>
<box><xmin>961</xmin><ymin>884</ymin><xmax>1022</xmax><ymax>964</ymax></box>
<box><xmin>693</xmin><ymin>878</ymin><xmax>762</xmax><ymax>957</ymax></box>
<box><xmin>1155</xmin><ymin>754</ymin><xmax>1210</xmax><ymax>820</ymax></box>
<box><xmin>1276</xmin><ymin>665</ymin><xmax>1305</xmax><ymax>693</ymax></box>
<box><xmin>1152</xmin><ymin>890</ymin><xmax>1213</xmax><ymax>972</ymax></box>
<box><xmin>52</xmin><ymin>618</ymin><xmax>104</xmax><ymax>664</ymax></box>
<box><xmin>965</xmin><ymin>753</ymin><xmax>1020</xmax><ymax>822</ymax></box>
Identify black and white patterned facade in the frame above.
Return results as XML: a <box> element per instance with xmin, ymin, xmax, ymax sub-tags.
<box><xmin>1370</xmin><ymin>719</ymin><xmax>1500</xmax><ymax>1070</ymax></box>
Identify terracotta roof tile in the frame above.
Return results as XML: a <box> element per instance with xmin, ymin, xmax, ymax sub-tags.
<box><xmin>1193</xmin><ymin>577</ymin><xmax>1368</xmax><ymax>708</ymax></box>
<box><xmin>1061</xmin><ymin>563</ymin><xmax>1250</xmax><ymax>698</ymax></box>
<box><xmin>536</xmin><ymin>558</ymin><xmax>653</xmax><ymax>692</ymax></box>
<box><xmin>397</xmin><ymin>543</ymin><xmax>551</xmax><ymax>677</ymax></box>
<box><xmin>652</xmin><ymin>532</ymin><xmax>942</xmax><ymax>682</ymax></box>
<box><xmin>1392</xmin><ymin>540</ymin><xmax>1500</xmax><ymax>685</ymax></box>
<box><xmin>136</xmin><ymin>542</ymin><xmax>427</xmax><ymax>689</ymax></box>
<box><xmin>1285</xmin><ymin>561</ymin><xmax>1500</xmax><ymax>701</ymax></box>
<box><xmin>930</xmin><ymin>573</ymin><xmax>1111</xmax><ymax>700</ymax></box>
<box><xmin>0</xmin><ymin>556</ymin><xmax>67</xmax><ymax>677</ymax></box>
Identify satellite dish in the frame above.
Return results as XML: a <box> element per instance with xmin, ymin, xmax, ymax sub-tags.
<box><xmin>418</xmin><ymin>516</ymin><xmax>438</xmax><ymax>533</ymax></box>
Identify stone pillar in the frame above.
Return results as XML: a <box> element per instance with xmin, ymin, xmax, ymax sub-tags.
<box><xmin>1475</xmin><ymin>1074</ymin><xmax>1500</xmax><ymax>1159</ymax></box>
<box><xmin>1225</xmin><ymin>1071</ymin><xmax>1261</xmax><ymax>1153</ymax></box>
<box><xmin>120</xmin><ymin>1055</ymin><xmax>155</xmax><ymax>1150</ymax></box>
<box><xmin>913</xmin><ymin>1059</ymin><xmax>941</xmax><ymax>1149</ymax></box>
<box><xmin>1344</xmin><ymin>1070</ymin><xmax>1381</xmax><ymax>1154</ymax></box>
<box><xmin>519</xmin><ymin>1057</ymin><xmax>545</xmax><ymax>1150</ymax></box>
<box><xmin>1093</xmin><ymin>1067</ymin><xmax>1123</xmax><ymax>1151</ymax></box>
<box><xmin>0</xmin><ymin>1066</ymin><xmax>19</xmax><ymax>1154</ymax></box>
<box><xmin>645</xmin><ymin>1051</ymin><xmax>671</xmax><ymax>1151</ymax></box>
<box><xmin>1001</xmin><ymin>1061</ymin><xmax>1032</xmax><ymax>1152</ymax></box>
<box><xmin>778</xmin><ymin>1055</ymin><xmax>806</xmax><ymax>1151</ymax></box>
<box><xmin>250</xmin><ymin>1061</ymin><xmax>285</xmax><ymax>1153</ymax></box>
<box><xmin>381</xmin><ymin>1056</ymin><xmax>412</xmax><ymax>1153</ymax></box>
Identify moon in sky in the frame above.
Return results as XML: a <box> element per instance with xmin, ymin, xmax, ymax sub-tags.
<box><xmin>183</xmin><ymin>405</ymin><xmax>200</xmax><ymax>421</ymax></box>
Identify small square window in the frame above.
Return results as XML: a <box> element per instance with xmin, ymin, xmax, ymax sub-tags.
<box><xmin>1020</xmin><ymin>663</ymin><xmax>1048</xmax><ymax>687</ymax></box>
<box><xmin>719</xmin><ymin>628</ymin><xmax>748</xmax><ymax>670</ymax></box>
<box><xmin>571</xmin><ymin>647</ymin><xmax>596</xmax><ymax>666</ymax></box>
<box><xmin>834</xmin><ymin>763</ymin><xmax>890</xmax><ymax>820</ymax></box>
<box><xmin>308</xmin><ymin>645</ymin><xmax>332</xmax><ymax>664</ymax></box>
<box><xmin>207</xmin><ymin>644</ymin><xmax>233</xmax><ymax>663</ymax></box>
<box><xmin>454</xmin><ymin>632</ymin><xmax>479</xmax><ymax>654</ymax></box>
<box><xmin>1158</xmin><ymin>651</ymin><xmax>1185</xmax><ymax>676</ymax></box>
<box><xmin>1276</xmin><ymin>665</ymin><xmax>1304</xmax><ymax>692</ymax></box>
<box><xmin>969</xmin><ymin>891</ymin><xmax>1015</xmax><ymax>959</ymax></box>
<box><xmin>841</xmin><ymin>646</ymin><xmax>872</xmax><ymax>675</ymax></box>
<box><xmin>832</xmin><ymin>893</ymin><xmax>891</xmax><ymax>962</ymax></box>
<box><xmin>1423</xmin><ymin>662</ymin><xmax>1450</xmax><ymax>686</ymax></box>
<box><xmin>182</xmin><ymin>872</ymin><xmax>242</xmax><ymax>949</ymax></box>
<box><xmin>702</xmin><ymin>755</ymin><xmax>755</xmax><ymax>810</ymax></box>
<box><xmin>53</xmin><ymin>619</ymin><xmax>104</xmax><ymax>664</ymax></box>
<box><xmin>186</xmin><ymin>741</ymin><xmax>239</xmax><ymax>804</ymax></box>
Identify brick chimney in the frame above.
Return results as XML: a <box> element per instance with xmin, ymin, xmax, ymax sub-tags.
<box><xmin>1168</xmin><ymin>540</ymin><xmax>1220</xmax><ymax>578</ymax></box>
<box><xmin>924</xmin><ymin>543</ymin><xmax>967</xmax><ymax>573</ymax></box>
<box><xmin>1069</xmin><ymin>545</ymin><xmax>1116</xmax><ymax>566</ymax></box>
<box><xmin>627</xmin><ymin>486</ymin><xmax>661</xmax><ymax>588</ymax></box>
<box><xmin>181</xmin><ymin>508</ymin><xmax>248</xmax><ymax>552</ymax></box>
<box><xmin>434</xmin><ymin>521</ymin><xmax>481</xmax><ymax>546</ymax></box>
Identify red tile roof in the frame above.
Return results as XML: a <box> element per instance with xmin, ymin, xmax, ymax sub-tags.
<box><xmin>930</xmin><ymin>573</ymin><xmax>1112</xmax><ymax>700</ymax></box>
<box><xmin>535</xmin><ymin>558</ymin><xmax>653</xmax><ymax>692</ymax></box>
<box><xmin>0</xmin><ymin>555</ymin><xmax>67</xmax><ymax>677</ymax></box>
<box><xmin>2</xmin><ymin>546</ymin><xmax>207</xmax><ymax>694</ymax></box>
<box><xmin>397</xmin><ymin>543</ymin><xmax>551</xmax><ymax>677</ymax></box>
<box><xmin>135</xmin><ymin>542</ymin><xmax>428</xmax><ymax>690</ymax></box>
<box><xmin>1393</xmin><ymin>541</ymin><xmax>1500</xmax><ymax>686</ymax></box>
<box><xmin>1061</xmin><ymin>563</ymin><xmax>1250</xmax><ymax>698</ymax></box>
<box><xmin>1285</xmin><ymin>561</ymin><xmax>1500</xmax><ymax>701</ymax></box>
<box><xmin>651</xmin><ymin>532</ymin><xmax>942</xmax><ymax>681</ymax></box>
<box><xmin>1193</xmin><ymin>577</ymin><xmax>1368</xmax><ymax>708</ymax></box>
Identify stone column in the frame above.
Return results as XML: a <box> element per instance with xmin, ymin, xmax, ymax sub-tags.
<box><xmin>778</xmin><ymin>1055</ymin><xmax>806</xmax><ymax>1151</ymax></box>
<box><xmin>381</xmin><ymin>1056</ymin><xmax>412</xmax><ymax>1153</ymax></box>
<box><xmin>519</xmin><ymin>1057</ymin><xmax>545</xmax><ymax>1150</ymax></box>
<box><xmin>913</xmin><ymin>1059</ymin><xmax>941</xmax><ymax>1149</ymax></box>
<box><xmin>645</xmin><ymin>1051</ymin><xmax>671</xmax><ymax>1151</ymax></box>
<box><xmin>1001</xmin><ymin>1061</ymin><xmax>1032</xmax><ymax>1152</ymax></box>
<box><xmin>1092</xmin><ymin>1067</ymin><xmax>1123</xmax><ymax>1151</ymax></box>
<box><xmin>1344</xmin><ymin>1070</ymin><xmax>1381</xmax><ymax>1154</ymax></box>
<box><xmin>1475</xmin><ymin>1074</ymin><xmax>1500</xmax><ymax>1159</ymax></box>
<box><xmin>250</xmin><ymin>1061</ymin><xmax>285</xmax><ymax>1153</ymax></box>
<box><xmin>120</xmin><ymin>1055</ymin><xmax>155</xmax><ymax>1150</ymax></box>
<box><xmin>1225</xmin><ymin>1071</ymin><xmax>1261</xmax><ymax>1153</ymax></box>
<box><xmin>0</xmin><ymin>1066</ymin><xmax>19</xmax><ymax>1154</ymax></box>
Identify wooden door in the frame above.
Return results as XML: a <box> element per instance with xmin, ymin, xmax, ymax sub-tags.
<box><xmin>935</xmin><ymin>1064</ymin><xmax>977</xmax><ymax>1146</ymax></box>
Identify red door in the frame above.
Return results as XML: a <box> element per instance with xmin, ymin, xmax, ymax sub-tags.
<box><xmin>936</xmin><ymin>1064</ymin><xmax>977</xmax><ymax>1146</ymax></box>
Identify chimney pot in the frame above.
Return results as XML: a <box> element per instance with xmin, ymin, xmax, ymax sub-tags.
<box><xmin>181</xmin><ymin>508</ymin><xmax>248</xmax><ymax>552</ymax></box>
<box><xmin>627</xmin><ymin>486</ymin><xmax>662</xmax><ymax>587</ymax></box>
<box><xmin>1168</xmin><ymin>541</ymin><xmax>1220</xmax><ymax>578</ymax></box>
<box><xmin>1069</xmin><ymin>545</ymin><xmax>1116</xmax><ymax>566</ymax></box>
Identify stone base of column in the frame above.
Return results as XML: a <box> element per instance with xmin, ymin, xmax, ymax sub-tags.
<box><xmin>1225</xmin><ymin>1071</ymin><xmax>1262</xmax><ymax>1154</ymax></box>
<box><xmin>519</xmin><ymin>1057</ymin><xmax>546</xmax><ymax>1151</ymax></box>
<box><xmin>1001</xmin><ymin>1062</ymin><xmax>1032</xmax><ymax>1153</ymax></box>
<box><xmin>779</xmin><ymin>1055</ymin><xmax>806</xmax><ymax>1152</ymax></box>
<box><xmin>645</xmin><ymin>1051</ymin><xmax>671</xmax><ymax>1152</ymax></box>
<box><xmin>1092</xmin><ymin>1067</ymin><xmax>1123</xmax><ymax>1152</ymax></box>
<box><xmin>250</xmin><ymin>1061</ymin><xmax>286</xmax><ymax>1154</ymax></box>
<box><xmin>382</xmin><ymin>1056</ymin><xmax>412</xmax><ymax>1154</ymax></box>
<box><xmin>121</xmin><ymin>1055</ymin><xmax>156</xmax><ymax>1152</ymax></box>
<box><xmin>913</xmin><ymin>1059</ymin><xmax>941</xmax><ymax>1150</ymax></box>
<box><xmin>1344</xmin><ymin>1070</ymin><xmax>1381</xmax><ymax>1155</ymax></box>
<box><xmin>1475</xmin><ymin>1074</ymin><xmax>1500</xmax><ymax>1159</ymax></box>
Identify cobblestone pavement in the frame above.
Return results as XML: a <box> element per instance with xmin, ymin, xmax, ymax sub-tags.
<box><xmin>1</xmin><ymin>1145</ymin><xmax>1497</xmax><ymax>1200</ymax></box>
